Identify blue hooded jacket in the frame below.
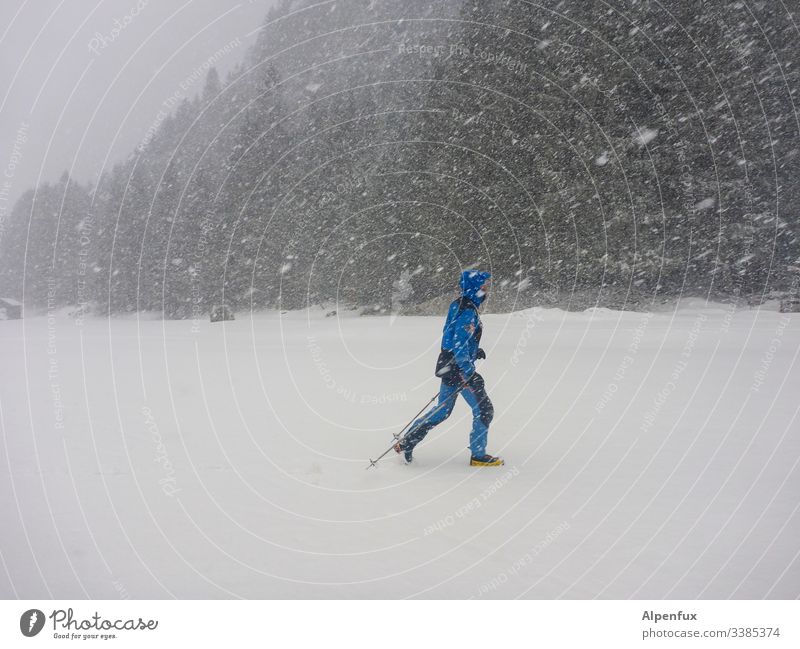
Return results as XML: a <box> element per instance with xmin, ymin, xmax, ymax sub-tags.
<box><xmin>438</xmin><ymin>270</ymin><xmax>490</xmax><ymax>379</ymax></box>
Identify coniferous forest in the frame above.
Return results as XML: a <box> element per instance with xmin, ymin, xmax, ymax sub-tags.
<box><xmin>2</xmin><ymin>0</ymin><xmax>798</xmax><ymax>317</ymax></box>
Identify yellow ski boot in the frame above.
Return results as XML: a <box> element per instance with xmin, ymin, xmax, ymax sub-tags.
<box><xmin>470</xmin><ymin>454</ymin><xmax>504</xmax><ymax>467</ymax></box>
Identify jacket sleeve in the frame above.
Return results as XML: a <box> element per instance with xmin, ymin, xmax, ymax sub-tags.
<box><xmin>451</xmin><ymin>308</ymin><xmax>477</xmax><ymax>378</ymax></box>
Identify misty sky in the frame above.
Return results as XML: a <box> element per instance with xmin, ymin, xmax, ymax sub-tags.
<box><xmin>0</xmin><ymin>0</ymin><xmax>276</xmax><ymax>207</ymax></box>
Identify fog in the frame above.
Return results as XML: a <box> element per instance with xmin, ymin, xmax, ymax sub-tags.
<box><xmin>0</xmin><ymin>0</ymin><xmax>273</xmax><ymax>207</ymax></box>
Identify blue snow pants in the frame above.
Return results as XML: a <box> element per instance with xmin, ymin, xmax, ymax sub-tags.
<box><xmin>402</xmin><ymin>373</ymin><xmax>494</xmax><ymax>457</ymax></box>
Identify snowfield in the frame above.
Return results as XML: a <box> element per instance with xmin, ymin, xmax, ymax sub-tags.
<box><xmin>1</xmin><ymin>302</ymin><xmax>798</xmax><ymax>599</ymax></box>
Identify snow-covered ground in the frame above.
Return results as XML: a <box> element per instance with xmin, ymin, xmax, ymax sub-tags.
<box><xmin>1</xmin><ymin>303</ymin><xmax>798</xmax><ymax>598</ymax></box>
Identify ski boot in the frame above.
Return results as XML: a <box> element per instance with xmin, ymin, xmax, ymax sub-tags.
<box><xmin>393</xmin><ymin>440</ymin><xmax>413</xmax><ymax>464</ymax></box>
<box><xmin>470</xmin><ymin>454</ymin><xmax>504</xmax><ymax>467</ymax></box>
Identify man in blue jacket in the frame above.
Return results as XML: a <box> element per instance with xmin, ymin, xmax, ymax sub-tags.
<box><xmin>395</xmin><ymin>270</ymin><xmax>503</xmax><ymax>466</ymax></box>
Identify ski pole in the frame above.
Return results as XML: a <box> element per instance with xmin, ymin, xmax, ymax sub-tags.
<box><xmin>366</xmin><ymin>381</ymin><xmax>470</xmax><ymax>469</ymax></box>
<box><xmin>365</xmin><ymin>391</ymin><xmax>438</xmax><ymax>470</ymax></box>
<box><xmin>392</xmin><ymin>392</ymin><xmax>439</xmax><ymax>441</ymax></box>
<box><xmin>390</xmin><ymin>362</ymin><xmax>480</xmax><ymax>443</ymax></box>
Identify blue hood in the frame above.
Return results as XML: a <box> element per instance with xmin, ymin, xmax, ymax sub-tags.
<box><xmin>460</xmin><ymin>270</ymin><xmax>491</xmax><ymax>307</ymax></box>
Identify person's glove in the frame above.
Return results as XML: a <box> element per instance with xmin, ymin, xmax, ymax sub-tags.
<box><xmin>476</xmin><ymin>348</ymin><xmax>486</xmax><ymax>360</ymax></box>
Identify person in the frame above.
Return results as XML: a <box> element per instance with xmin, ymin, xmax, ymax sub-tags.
<box><xmin>395</xmin><ymin>270</ymin><xmax>503</xmax><ymax>466</ymax></box>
